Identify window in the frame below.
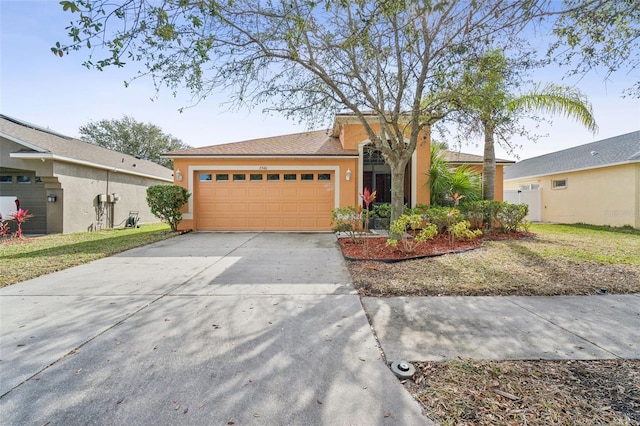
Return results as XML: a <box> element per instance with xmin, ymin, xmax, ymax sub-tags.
<box><xmin>199</xmin><ymin>173</ymin><xmax>212</xmax><ymax>181</ymax></box>
<box><xmin>233</xmin><ymin>174</ymin><xmax>246</xmax><ymax>181</ymax></box>
<box><xmin>250</xmin><ymin>174</ymin><xmax>263</xmax><ymax>181</ymax></box>
<box><xmin>519</xmin><ymin>183</ymin><xmax>540</xmax><ymax>190</ymax></box>
<box><xmin>35</xmin><ymin>177</ymin><xmax>43</xmax><ymax>183</ymax></box>
<box><xmin>318</xmin><ymin>173</ymin><xmax>331</xmax><ymax>181</ymax></box>
<box><xmin>552</xmin><ymin>179</ymin><xmax>567</xmax><ymax>189</ymax></box>
<box><xmin>284</xmin><ymin>173</ymin><xmax>297</xmax><ymax>181</ymax></box>
<box><xmin>216</xmin><ymin>174</ymin><xmax>229</xmax><ymax>181</ymax></box>
<box><xmin>363</xmin><ymin>146</ymin><xmax>387</xmax><ymax>166</ymax></box>
<box><xmin>0</xmin><ymin>175</ymin><xmax>12</xmax><ymax>183</ymax></box>
<box><xmin>301</xmin><ymin>173</ymin><xmax>314</xmax><ymax>181</ymax></box>
<box><xmin>17</xmin><ymin>175</ymin><xmax>31</xmax><ymax>184</ymax></box>
<box><xmin>267</xmin><ymin>173</ymin><xmax>280</xmax><ymax>181</ymax></box>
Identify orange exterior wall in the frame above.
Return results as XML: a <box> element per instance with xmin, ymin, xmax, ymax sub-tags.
<box><xmin>340</xmin><ymin>123</ymin><xmax>374</xmax><ymax>150</ymax></box>
<box><xmin>338</xmin><ymin>121</ymin><xmax>431</xmax><ymax>206</ymax></box>
<box><xmin>172</xmin><ymin>156</ymin><xmax>359</xmax><ymax>231</ymax></box>
<box><xmin>466</xmin><ymin>164</ymin><xmax>506</xmax><ymax>201</ymax></box>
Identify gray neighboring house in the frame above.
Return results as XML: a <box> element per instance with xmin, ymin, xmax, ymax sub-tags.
<box><xmin>504</xmin><ymin>131</ymin><xmax>640</xmax><ymax>228</ymax></box>
<box><xmin>0</xmin><ymin>114</ymin><xmax>174</xmax><ymax>234</ymax></box>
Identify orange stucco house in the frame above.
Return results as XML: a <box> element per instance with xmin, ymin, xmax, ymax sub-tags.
<box><xmin>165</xmin><ymin>113</ymin><xmax>508</xmax><ymax>231</ymax></box>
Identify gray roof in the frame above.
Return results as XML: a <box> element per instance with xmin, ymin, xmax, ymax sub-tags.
<box><xmin>504</xmin><ymin>131</ymin><xmax>640</xmax><ymax>180</ymax></box>
<box><xmin>0</xmin><ymin>114</ymin><xmax>173</xmax><ymax>181</ymax></box>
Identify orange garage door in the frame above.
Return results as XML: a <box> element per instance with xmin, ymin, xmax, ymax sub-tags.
<box><xmin>195</xmin><ymin>171</ymin><xmax>335</xmax><ymax>231</ymax></box>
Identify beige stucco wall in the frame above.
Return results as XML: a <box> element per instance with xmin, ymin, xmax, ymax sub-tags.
<box><xmin>504</xmin><ymin>163</ymin><xmax>639</xmax><ymax>228</ymax></box>
<box><xmin>52</xmin><ymin>162</ymin><xmax>165</xmax><ymax>233</ymax></box>
<box><xmin>1</xmin><ymin>138</ymin><xmax>54</xmax><ymax>177</ymax></box>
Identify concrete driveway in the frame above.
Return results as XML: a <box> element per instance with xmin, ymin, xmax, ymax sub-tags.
<box><xmin>0</xmin><ymin>232</ymin><xmax>430</xmax><ymax>425</ymax></box>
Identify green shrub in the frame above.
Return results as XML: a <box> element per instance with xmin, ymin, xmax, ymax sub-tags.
<box><xmin>413</xmin><ymin>205</ymin><xmax>463</xmax><ymax>233</ymax></box>
<box><xmin>451</xmin><ymin>220</ymin><xmax>483</xmax><ymax>241</ymax></box>
<box><xmin>386</xmin><ymin>214</ymin><xmax>438</xmax><ymax>253</ymax></box>
<box><xmin>460</xmin><ymin>201</ymin><xmax>529</xmax><ymax>233</ymax></box>
<box><xmin>146</xmin><ymin>185</ymin><xmax>191</xmax><ymax>232</ymax></box>
<box><xmin>373</xmin><ymin>203</ymin><xmax>391</xmax><ymax>218</ymax></box>
<box><xmin>459</xmin><ymin>200</ymin><xmax>488</xmax><ymax>230</ymax></box>
<box><xmin>331</xmin><ymin>206</ymin><xmax>364</xmax><ymax>243</ymax></box>
<box><xmin>496</xmin><ymin>203</ymin><xmax>529</xmax><ymax>233</ymax></box>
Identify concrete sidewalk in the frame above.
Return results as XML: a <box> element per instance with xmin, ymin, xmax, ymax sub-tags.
<box><xmin>363</xmin><ymin>295</ymin><xmax>640</xmax><ymax>362</ymax></box>
<box><xmin>0</xmin><ymin>233</ymin><xmax>430</xmax><ymax>425</ymax></box>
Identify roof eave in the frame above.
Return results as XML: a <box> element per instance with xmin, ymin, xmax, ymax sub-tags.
<box><xmin>448</xmin><ymin>160</ymin><xmax>516</xmax><ymax>165</ymax></box>
<box><xmin>504</xmin><ymin>159</ymin><xmax>640</xmax><ymax>181</ymax></box>
<box><xmin>0</xmin><ymin>131</ymin><xmax>49</xmax><ymax>153</ymax></box>
<box><xmin>162</xmin><ymin>154</ymin><xmax>359</xmax><ymax>159</ymax></box>
<box><xmin>10</xmin><ymin>152</ymin><xmax>173</xmax><ymax>182</ymax></box>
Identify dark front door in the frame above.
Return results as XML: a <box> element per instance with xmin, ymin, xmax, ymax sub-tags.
<box><xmin>363</xmin><ymin>171</ymin><xmax>392</xmax><ymax>204</ymax></box>
<box><xmin>375</xmin><ymin>174</ymin><xmax>391</xmax><ymax>203</ymax></box>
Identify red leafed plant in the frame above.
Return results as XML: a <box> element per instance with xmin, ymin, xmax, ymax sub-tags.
<box><xmin>361</xmin><ymin>187</ymin><xmax>377</xmax><ymax>210</ymax></box>
<box><xmin>360</xmin><ymin>188</ymin><xmax>377</xmax><ymax>232</ymax></box>
<box><xmin>0</xmin><ymin>219</ymin><xmax>9</xmax><ymax>239</ymax></box>
<box><xmin>11</xmin><ymin>208</ymin><xmax>34</xmax><ymax>238</ymax></box>
<box><xmin>359</xmin><ymin>188</ymin><xmax>377</xmax><ymax>255</ymax></box>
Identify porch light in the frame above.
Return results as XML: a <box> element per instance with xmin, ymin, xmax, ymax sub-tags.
<box><xmin>175</xmin><ymin>169</ymin><xmax>183</xmax><ymax>182</ymax></box>
<box><xmin>346</xmin><ymin>168</ymin><xmax>351</xmax><ymax>181</ymax></box>
<box><xmin>47</xmin><ymin>194</ymin><xmax>57</xmax><ymax>203</ymax></box>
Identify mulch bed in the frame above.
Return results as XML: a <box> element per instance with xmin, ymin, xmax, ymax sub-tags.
<box><xmin>338</xmin><ymin>232</ymin><xmax>531</xmax><ymax>262</ymax></box>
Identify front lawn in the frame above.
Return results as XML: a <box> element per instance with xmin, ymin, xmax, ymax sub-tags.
<box><xmin>0</xmin><ymin>224</ymin><xmax>175</xmax><ymax>287</ymax></box>
<box><xmin>348</xmin><ymin>223</ymin><xmax>640</xmax><ymax>297</ymax></box>
<box><xmin>347</xmin><ymin>223</ymin><xmax>640</xmax><ymax>425</ymax></box>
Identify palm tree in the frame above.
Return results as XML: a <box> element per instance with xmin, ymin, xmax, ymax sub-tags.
<box><xmin>427</xmin><ymin>143</ymin><xmax>482</xmax><ymax>206</ymax></box>
<box><xmin>458</xmin><ymin>50</ymin><xmax>598</xmax><ymax>200</ymax></box>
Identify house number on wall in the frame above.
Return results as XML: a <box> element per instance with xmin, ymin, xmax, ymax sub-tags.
<box><xmin>259</xmin><ymin>166</ymin><xmax>268</xmax><ymax>170</ymax></box>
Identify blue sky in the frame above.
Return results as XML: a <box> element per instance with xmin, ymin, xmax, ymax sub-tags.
<box><xmin>1</xmin><ymin>1</ymin><xmax>638</xmax><ymax>160</ymax></box>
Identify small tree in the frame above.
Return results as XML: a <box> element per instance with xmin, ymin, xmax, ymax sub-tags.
<box><xmin>146</xmin><ymin>185</ymin><xmax>190</xmax><ymax>232</ymax></box>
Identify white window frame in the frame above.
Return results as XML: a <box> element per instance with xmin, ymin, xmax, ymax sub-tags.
<box><xmin>551</xmin><ymin>178</ymin><xmax>567</xmax><ymax>190</ymax></box>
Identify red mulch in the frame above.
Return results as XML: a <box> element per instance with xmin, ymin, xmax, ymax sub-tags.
<box><xmin>338</xmin><ymin>234</ymin><xmax>482</xmax><ymax>261</ymax></box>
<box><xmin>338</xmin><ymin>232</ymin><xmax>534</xmax><ymax>262</ymax></box>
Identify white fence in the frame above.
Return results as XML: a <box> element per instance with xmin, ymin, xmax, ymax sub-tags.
<box><xmin>504</xmin><ymin>189</ymin><xmax>542</xmax><ymax>222</ymax></box>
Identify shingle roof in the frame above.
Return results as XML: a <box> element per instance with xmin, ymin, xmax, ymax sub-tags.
<box><xmin>444</xmin><ymin>150</ymin><xmax>514</xmax><ymax>164</ymax></box>
<box><xmin>0</xmin><ymin>114</ymin><xmax>173</xmax><ymax>180</ymax></box>
<box><xmin>504</xmin><ymin>131</ymin><xmax>640</xmax><ymax>180</ymax></box>
<box><xmin>165</xmin><ymin>130</ymin><xmax>358</xmax><ymax>157</ymax></box>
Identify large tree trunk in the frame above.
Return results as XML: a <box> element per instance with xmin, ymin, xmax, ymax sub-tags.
<box><xmin>389</xmin><ymin>156</ymin><xmax>410</xmax><ymax>237</ymax></box>
<box><xmin>482</xmin><ymin>121</ymin><xmax>496</xmax><ymax>200</ymax></box>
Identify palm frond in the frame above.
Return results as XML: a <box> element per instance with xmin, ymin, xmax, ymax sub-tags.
<box><xmin>509</xmin><ymin>83</ymin><xmax>598</xmax><ymax>134</ymax></box>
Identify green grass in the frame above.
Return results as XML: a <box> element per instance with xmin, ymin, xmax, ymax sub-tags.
<box><xmin>530</xmin><ymin>223</ymin><xmax>640</xmax><ymax>266</ymax></box>
<box><xmin>349</xmin><ymin>222</ymin><xmax>640</xmax><ymax>297</ymax></box>
<box><xmin>0</xmin><ymin>224</ymin><xmax>176</xmax><ymax>287</ymax></box>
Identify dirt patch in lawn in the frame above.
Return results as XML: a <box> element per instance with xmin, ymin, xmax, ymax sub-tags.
<box><xmin>406</xmin><ymin>359</ymin><xmax>640</xmax><ymax>426</ymax></box>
